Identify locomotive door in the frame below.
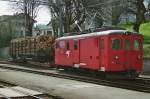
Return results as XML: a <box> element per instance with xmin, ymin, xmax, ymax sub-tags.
<box><xmin>131</xmin><ymin>37</ymin><xmax>143</xmax><ymax>71</ymax></box>
<box><xmin>124</xmin><ymin>35</ymin><xmax>132</xmax><ymax>70</ymax></box>
<box><xmin>65</xmin><ymin>40</ymin><xmax>73</xmax><ymax>66</ymax></box>
<box><xmin>109</xmin><ymin>35</ymin><xmax>125</xmax><ymax>71</ymax></box>
<box><xmin>73</xmin><ymin>40</ymin><xmax>80</xmax><ymax>65</ymax></box>
<box><xmin>99</xmin><ymin>37</ymin><xmax>105</xmax><ymax>70</ymax></box>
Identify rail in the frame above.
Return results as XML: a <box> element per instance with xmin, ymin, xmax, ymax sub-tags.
<box><xmin>0</xmin><ymin>80</ymin><xmax>43</xmax><ymax>99</ymax></box>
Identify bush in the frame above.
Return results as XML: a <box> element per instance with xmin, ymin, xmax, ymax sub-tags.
<box><xmin>144</xmin><ymin>45</ymin><xmax>150</xmax><ymax>58</ymax></box>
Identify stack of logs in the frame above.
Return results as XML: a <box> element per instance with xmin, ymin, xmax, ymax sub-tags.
<box><xmin>10</xmin><ymin>35</ymin><xmax>55</xmax><ymax>62</ymax></box>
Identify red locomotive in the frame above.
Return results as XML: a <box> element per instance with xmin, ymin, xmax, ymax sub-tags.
<box><xmin>55</xmin><ymin>28</ymin><xmax>143</xmax><ymax>78</ymax></box>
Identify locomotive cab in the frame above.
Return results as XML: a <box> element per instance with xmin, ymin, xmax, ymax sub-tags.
<box><xmin>105</xmin><ymin>33</ymin><xmax>143</xmax><ymax>78</ymax></box>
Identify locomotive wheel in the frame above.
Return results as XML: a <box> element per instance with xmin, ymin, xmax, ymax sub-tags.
<box><xmin>104</xmin><ymin>71</ymin><xmax>138</xmax><ymax>79</ymax></box>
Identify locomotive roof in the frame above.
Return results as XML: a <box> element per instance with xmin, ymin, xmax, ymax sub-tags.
<box><xmin>56</xmin><ymin>30</ymin><xmax>128</xmax><ymax>41</ymax></box>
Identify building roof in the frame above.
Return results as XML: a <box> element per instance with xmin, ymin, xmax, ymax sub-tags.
<box><xmin>34</xmin><ymin>24</ymin><xmax>51</xmax><ymax>30</ymax></box>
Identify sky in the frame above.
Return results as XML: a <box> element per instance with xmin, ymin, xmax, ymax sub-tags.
<box><xmin>0</xmin><ymin>1</ymin><xmax>51</xmax><ymax>24</ymax></box>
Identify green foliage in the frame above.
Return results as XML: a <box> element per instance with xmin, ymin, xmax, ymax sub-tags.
<box><xmin>144</xmin><ymin>45</ymin><xmax>150</xmax><ymax>58</ymax></box>
<box><xmin>119</xmin><ymin>22</ymin><xmax>150</xmax><ymax>44</ymax></box>
<box><xmin>119</xmin><ymin>22</ymin><xmax>133</xmax><ymax>31</ymax></box>
<box><xmin>140</xmin><ymin>22</ymin><xmax>150</xmax><ymax>44</ymax></box>
<box><xmin>119</xmin><ymin>22</ymin><xmax>150</xmax><ymax>58</ymax></box>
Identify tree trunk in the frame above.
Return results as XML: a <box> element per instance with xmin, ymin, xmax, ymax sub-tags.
<box><xmin>133</xmin><ymin>22</ymin><xmax>140</xmax><ymax>32</ymax></box>
<box><xmin>133</xmin><ymin>0</ymin><xmax>146</xmax><ymax>33</ymax></box>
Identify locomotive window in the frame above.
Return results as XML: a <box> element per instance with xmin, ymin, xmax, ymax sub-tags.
<box><xmin>111</xmin><ymin>38</ymin><xmax>122</xmax><ymax>50</ymax></box>
<box><xmin>101</xmin><ymin>39</ymin><xmax>105</xmax><ymax>49</ymax></box>
<box><xmin>74</xmin><ymin>40</ymin><xmax>78</xmax><ymax>50</ymax></box>
<box><xmin>59</xmin><ymin>41</ymin><xmax>65</xmax><ymax>49</ymax></box>
<box><xmin>134</xmin><ymin>39</ymin><xmax>141</xmax><ymax>50</ymax></box>
<box><xmin>66</xmin><ymin>41</ymin><xmax>70</xmax><ymax>50</ymax></box>
<box><xmin>55</xmin><ymin>42</ymin><xmax>59</xmax><ymax>49</ymax></box>
<box><xmin>125</xmin><ymin>39</ymin><xmax>131</xmax><ymax>50</ymax></box>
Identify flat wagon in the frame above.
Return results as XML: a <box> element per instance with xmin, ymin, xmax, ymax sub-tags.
<box><xmin>10</xmin><ymin>35</ymin><xmax>55</xmax><ymax>62</ymax></box>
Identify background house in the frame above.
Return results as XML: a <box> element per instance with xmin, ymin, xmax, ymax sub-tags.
<box><xmin>33</xmin><ymin>23</ymin><xmax>54</xmax><ymax>37</ymax></box>
<box><xmin>0</xmin><ymin>13</ymin><xmax>36</xmax><ymax>38</ymax></box>
<box><xmin>0</xmin><ymin>14</ymin><xmax>25</xmax><ymax>38</ymax></box>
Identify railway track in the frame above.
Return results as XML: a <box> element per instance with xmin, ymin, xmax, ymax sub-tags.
<box><xmin>0</xmin><ymin>80</ymin><xmax>51</xmax><ymax>99</ymax></box>
<box><xmin>0</xmin><ymin>63</ymin><xmax>63</xmax><ymax>99</ymax></box>
<box><xmin>0</xmin><ymin>81</ymin><xmax>63</xmax><ymax>99</ymax></box>
<box><xmin>0</xmin><ymin>62</ymin><xmax>150</xmax><ymax>94</ymax></box>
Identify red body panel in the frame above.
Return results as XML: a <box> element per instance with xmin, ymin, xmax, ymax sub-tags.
<box><xmin>79</xmin><ymin>37</ymin><xmax>99</xmax><ymax>70</ymax></box>
<box><xmin>55</xmin><ymin>32</ymin><xmax>143</xmax><ymax>74</ymax></box>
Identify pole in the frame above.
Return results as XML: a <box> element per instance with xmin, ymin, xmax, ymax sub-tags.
<box><xmin>57</xmin><ymin>0</ymin><xmax>63</xmax><ymax>37</ymax></box>
<box><xmin>24</xmin><ymin>0</ymin><xmax>27</xmax><ymax>37</ymax></box>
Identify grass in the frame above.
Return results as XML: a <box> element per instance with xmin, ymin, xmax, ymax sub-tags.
<box><xmin>119</xmin><ymin>22</ymin><xmax>150</xmax><ymax>58</ymax></box>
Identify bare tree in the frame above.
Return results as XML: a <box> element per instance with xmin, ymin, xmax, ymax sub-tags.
<box><xmin>82</xmin><ymin>0</ymin><xmax>114</xmax><ymax>26</ymax></box>
<box><xmin>12</xmin><ymin>0</ymin><xmax>41</xmax><ymax>36</ymax></box>
<box><xmin>133</xmin><ymin>0</ymin><xmax>146</xmax><ymax>32</ymax></box>
<box><xmin>128</xmin><ymin>0</ymin><xmax>146</xmax><ymax>32</ymax></box>
<box><xmin>148</xmin><ymin>3</ymin><xmax>150</xmax><ymax>12</ymax></box>
<box><xmin>48</xmin><ymin>0</ymin><xmax>115</xmax><ymax>37</ymax></box>
<box><xmin>111</xmin><ymin>0</ymin><xmax>130</xmax><ymax>25</ymax></box>
<box><xmin>48</xmin><ymin>0</ymin><xmax>147</xmax><ymax>35</ymax></box>
<box><xmin>48</xmin><ymin>0</ymin><xmax>86</xmax><ymax>37</ymax></box>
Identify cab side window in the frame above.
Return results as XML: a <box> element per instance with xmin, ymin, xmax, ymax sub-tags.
<box><xmin>56</xmin><ymin>41</ymin><xmax>65</xmax><ymax>49</ymax></box>
<box><xmin>55</xmin><ymin>42</ymin><xmax>59</xmax><ymax>49</ymax></box>
<box><xmin>111</xmin><ymin>38</ymin><xmax>122</xmax><ymax>50</ymax></box>
<box><xmin>125</xmin><ymin>39</ymin><xmax>131</xmax><ymax>50</ymax></box>
<box><xmin>134</xmin><ymin>39</ymin><xmax>141</xmax><ymax>50</ymax></box>
<box><xmin>66</xmin><ymin>41</ymin><xmax>70</xmax><ymax>50</ymax></box>
<box><xmin>74</xmin><ymin>40</ymin><xmax>78</xmax><ymax>50</ymax></box>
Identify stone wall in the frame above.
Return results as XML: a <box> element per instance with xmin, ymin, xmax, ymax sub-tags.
<box><xmin>143</xmin><ymin>58</ymin><xmax>150</xmax><ymax>74</ymax></box>
<box><xmin>0</xmin><ymin>47</ymin><xmax>10</xmax><ymax>59</ymax></box>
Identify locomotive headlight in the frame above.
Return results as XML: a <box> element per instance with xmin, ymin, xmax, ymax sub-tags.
<box><xmin>138</xmin><ymin>55</ymin><xmax>141</xmax><ymax>59</ymax></box>
<box><xmin>115</xmin><ymin>56</ymin><xmax>119</xmax><ymax>59</ymax></box>
<box><xmin>100</xmin><ymin>67</ymin><xmax>105</xmax><ymax>71</ymax></box>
